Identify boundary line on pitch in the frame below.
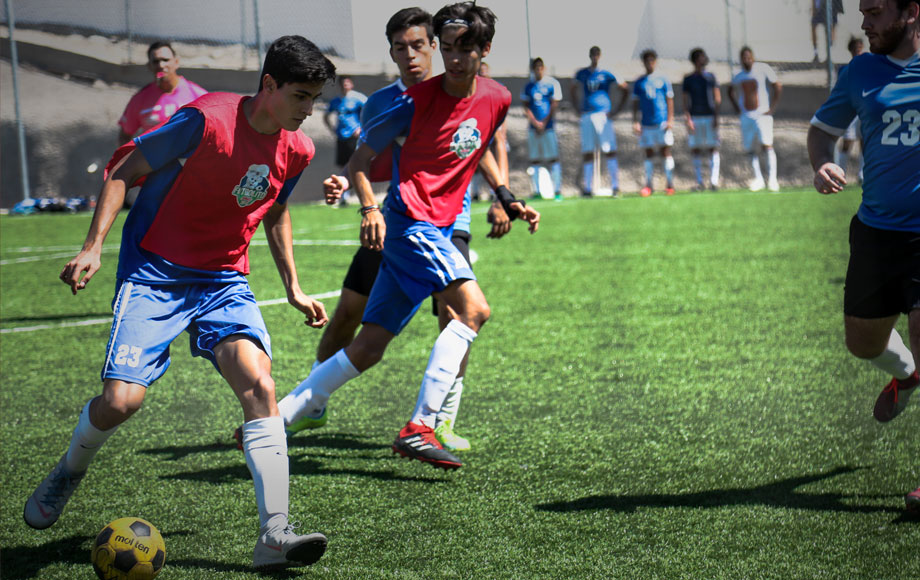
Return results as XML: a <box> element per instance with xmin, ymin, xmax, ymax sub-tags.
<box><xmin>0</xmin><ymin>290</ymin><xmax>343</xmax><ymax>334</ymax></box>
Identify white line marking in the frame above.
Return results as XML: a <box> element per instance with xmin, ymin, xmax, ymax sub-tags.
<box><xmin>0</xmin><ymin>289</ymin><xmax>343</xmax><ymax>334</ymax></box>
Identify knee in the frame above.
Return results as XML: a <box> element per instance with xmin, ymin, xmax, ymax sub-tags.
<box><xmin>465</xmin><ymin>300</ymin><xmax>490</xmax><ymax>332</ymax></box>
<box><xmin>845</xmin><ymin>333</ymin><xmax>886</xmax><ymax>360</ymax></box>
<box><xmin>347</xmin><ymin>339</ymin><xmax>386</xmax><ymax>371</ymax></box>
<box><xmin>247</xmin><ymin>373</ymin><xmax>277</xmax><ymax>405</ymax></box>
<box><xmin>98</xmin><ymin>389</ymin><xmax>144</xmax><ymax>422</ymax></box>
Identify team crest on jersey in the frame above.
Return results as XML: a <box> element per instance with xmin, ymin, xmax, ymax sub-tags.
<box><xmin>232</xmin><ymin>164</ymin><xmax>271</xmax><ymax>207</ymax></box>
<box><xmin>450</xmin><ymin>119</ymin><xmax>482</xmax><ymax>159</ymax></box>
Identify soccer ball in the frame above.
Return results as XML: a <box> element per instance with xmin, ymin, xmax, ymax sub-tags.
<box><xmin>91</xmin><ymin>517</ymin><xmax>166</xmax><ymax>580</ymax></box>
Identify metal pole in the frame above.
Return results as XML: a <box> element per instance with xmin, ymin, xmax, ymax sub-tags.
<box><xmin>825</xmin><ymin>0</ymin><xmax>834</xmax><ymax>90</ymax></box>
<box><xmin>240</xmin><ymin>0</ymin><xmax>247</xmax><ymax>68</ymax></box>
<box><xmin>4</xmin><ymin>0</ymin><xmax>32</xmax><ymax>201</ymax></box>
<box><xmin>524</xmin><ymin>0</ymin><xmax>532</xmax><ymax>67</ymax></box>
<box><xmin>724</xmin><ymin>0</ymin><xmax>734</xmax><ymax>75</ymax></box>
<box><xmin>125</xmin><ymin>0</ymin><xmax>132</xmax><ymax>64</ymax></box>
<box><xmin>253</xmin><ymin>0</ymin><xmax>263</xmax><ymax>69</ymax></box>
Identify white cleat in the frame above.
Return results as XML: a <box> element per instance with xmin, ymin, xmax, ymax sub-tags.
<box><xmin>253</xmin><ymin>520</ymin><xmax>327</xmax><ymax>569</ymax></box>
<box><xmin>768</xmin><ymin>180</ymin><xmax>780</xmax><ymax>192</ymax></box>
<box><xmin>23</xmin><ymin>455</ymin><xmax>85</xmax><ymax>530</ymax></box>
<box><xmin>749</xmin><ymin>179</ymin><xmax>765</xmax><ymax>192</ymax></box>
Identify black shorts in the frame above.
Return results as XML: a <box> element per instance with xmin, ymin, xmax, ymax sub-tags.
<box><xmin>844</xmin><ymin>215</ymin><xmax>920</xmax><ymax>318</ymax></box>
<box><xmin>431</xmin><ymin>230</ymin><xmax>473</xmax><ymax>316</ymax></box>
<box><xmin>335</xmin><ymin>135</ymin><xmax>359</xmax><ymax>167</ymax></box>
<box><xmin>341</xmin><ymin>246</ymin><xmax>384</xmax><ymax>296</ymax></box>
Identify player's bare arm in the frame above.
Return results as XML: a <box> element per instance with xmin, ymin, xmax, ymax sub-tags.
<box><xmin>666</xmin><ymin>95</ymin><xmax>674</xmax><ymax>130</ymax></box>
<box><xmin>347</xmin><ymin>142</ymin><xmax>385</xmax><ymax>251</ymax></box>
<box><xmin>612</xmin><ymin>82</ymin><xmax>629</xmax><ymax>117</ymax></box>
<box><xmin>683</xmin><ymin>92</ymin><xmax>695</xmax><ymax>131</ymax></box>
<box><xmin>727</xmin><ymin>85</ymin><xmax>740</xmax><ymax>113</ymax></box>
<box><xmin>632</xmin><ymin>98</ymin><xmax>642</xmax><ymax>135</ymax></box>
<box><xmin>807</xmin><ymin>125</ymin><xmax>847</xmax><ymax>195</ymax></box>
<box><xmin>767</xmin><ymin>81</ymin><xmax>783</xmax><ymax>116</ymax></box>
<box><xmin>712</xmin><ymin>85</ymin><xmax>722</xmax><ymax>127</ymax></box>
<box><xmin>60</xmin><ymin>149</ymin><xmax>152</xmax><ymax>295</ymax></box>
<box><xmin>262</xmin><ymin>202</ymin><xmax>328</xmax><ymax>328</ymax></box>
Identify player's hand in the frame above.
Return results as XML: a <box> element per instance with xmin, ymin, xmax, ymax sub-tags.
<box><xmin>360</xmin><ymin>208</ymin><xmax>386</xmax><ymax>251</ymax></box>
<box><xmin>665</xmin><ymin>120</ymin><xmax>673</xmax><ymax>131</ymax></box>
<box><xmin>813</xmin><ymin>162</ymin><xmax>847</xmax><ymax>195</ymax></box>
<box><xmin>486</xmin><ymin>201</ymin><xmax>511</xmax><ymax>238</ymax></box>
<box><xmin>686</xmin><ymin>117</ymin><xmax>696</xmax><ymax>132</ymax></box>
<box><xmin>60</xmin><ymin>248</ymin><xmax>102</xmax><ymax>295</ymax></box>
<box><xmin>513</xmin><ymin>202</ymin><xmax>540</xmax><ymax>234</ymax></box>
<box><xmin>323</xmin><ymin>174</ymin><xmax>349</xmax><ymax>205</ymax></box>
<box><xmin>289</xmin><ymin>289</ymin><xmax>329</xmax><ymax>328</ymax></box>
<box><xmin>633</xmin><ymin>121</ymin><xmax>641</xmax><ymax>135</ymax></box>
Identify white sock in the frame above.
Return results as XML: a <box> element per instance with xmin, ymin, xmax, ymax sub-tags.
<box><xmin>278</xmin><ymin>349</ymin><xmax>360</xmax><ymax>426</ymax></box>
<box><xmin>710</xmin><ymin>151</ymin><xmax>721</xmax><ymax>185</ymax></box>
<box><xmin>64</xmin><ymin>400</ymin><xmax>118</xmax><ymax>474</ymax></box>
<box><xmin>644</xmin><ymin>159</ymin><xmax>654</xmax><ymax>187</ymax></box>
<box><xmin>606</xmin><ymin>158</ymin><xmax>619</xmax><ymax>190</ymax></box>
<box><xmin>410</xmin><ymin>320</ymin><xmax>477</xmax><ymax>428</ymax></box>
<box><xmin>750</xmin><ymin>153</ymin><xmax>764</xmax><ymax>182</ymax></box>
<box><xmin>664</xmin><ymin>156</ymin><xmax>675</xmax><ymax>187</ymax></box>
<box><xmin>869</xmin><ymin>329</ymin><xmax>916</xmax><ymax>380</ymax></box>
<box><xmin>582</xmin><ymin>161</ymin><xmax>593</xmax><ymax>192</ymax></box>
<box><xmin>436</xmin><ymin>376</ymin><xmax>465</xmax><ymax>427</ymax></box>
<box><xmin>693</xmin><ymin>157</ymin><xmax>703</xmax><ymax>184</ymax></box>
<box><xmin>551</xmin><ymin>162</ymin><xmax>562</xmax><ymax>193</ymax></box>
<box><xmin>766</xmin><ymin>148</ymin><xmax>777</xmax><ymax>182</ymax></box>
<box><xmin>242</xmin><ymin>416</ymin><xmax>289</xmax><ymax>528</ymax></box>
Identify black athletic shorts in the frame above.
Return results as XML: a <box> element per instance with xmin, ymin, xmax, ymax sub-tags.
<box><xmin>844</xmin><ymin>215</ymin><xmax>920</xmax><ymax>318</ymax></box>
<box><xmin>342</xmin><ymin>246</ymin><xmax>383</xmax><ymax>296</ymax></box>
<box><xmin>335</xmin><ymin>135</ymin><xmax>359</xmax><ymax>167</ymax></box>
<box><xmin>431</xmin><ymin>231</ymin><xmax>472</xmax><ymax>316</ymax></box>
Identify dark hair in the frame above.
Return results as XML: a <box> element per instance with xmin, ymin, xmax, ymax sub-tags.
<box><xmin>433</xmin><ymin>2</ymin><xmax>497</xmax><ymax>50</ymax></box>
<box><xmin>640</xmin><ymin>49</ymin><xmax>657</xmax><ymax>61</ymax></box>
<box><xmin>530</xmin><ymin>57</ymin><xmax>544</xmax><ymax>69</ymax></box>
<box><xmin>385</xmin><ymin>7</ymin><xmax>434</xmax><ymax>45</ymax></box>
<box><xmin>739</xmin><ymin>45</ymin><xmax>753</xmax><ymax>58</ymax></box>
<box><xmin>895</xmin><ymin>0</ymin><xmax>919</xmax><ymax>10</ymax></box>
<box><xmin>689</xmin><ymin>47</ymin><xmax>706</xmax><ymax>63</ymax></box>
<box><xmin>259</xmin><ymin>35</ymin><xmax>336</xmax><ymax>92</ymax></box>
<box><xmin>589</xmin><ymin>46</ymin><xmax>601</xmax><ymax>57</ymax></box>
<box><xmin>847</xmin><ymin>35</ymin><xmax>863</xmax><ymax>53</ymax></box>
<box><xmin>147</xmin><ymin>41</ymin><xmax>175</xmax><ymax>60</ymax></box>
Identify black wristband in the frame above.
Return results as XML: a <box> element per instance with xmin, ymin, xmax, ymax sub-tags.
<box><xmin>359</xmin><ymin>204</ymin><xmax>379</xmax><ymax>216</ymax></box>
<box><xmin>494</xmin><ymin>185</ymin><xmax>523</xmax><ymax>220</ymax></box>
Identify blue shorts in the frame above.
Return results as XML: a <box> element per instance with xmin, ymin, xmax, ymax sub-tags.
<box><xmin>102</xmin><ymin>280</ymin><xmax>271</xmax><ymax>386</ymax></box>
<box><xmin>363</xmin><ymin>211</ymin><xmax>476</xmax><ymax>335</ymax></box>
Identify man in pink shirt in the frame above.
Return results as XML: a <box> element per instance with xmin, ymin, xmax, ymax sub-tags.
<box><xmin>118</xmin><ymin>41</ymin><xmax>208</xmax><ymax>144</ymax></box>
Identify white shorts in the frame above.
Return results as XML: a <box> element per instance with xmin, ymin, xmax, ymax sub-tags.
<box><xmin>527</xmin><ymin>127</ymin><xmax>560</xmax><ymax>161</ymax></box>
<box><xmin>580</xmin><ymin>112</ymin><xmax>617</xmax><ymax>154</ymax></box>
<box><xmin>638</xmin><ymin>124</ymin><xmax>674</xmax><ymax>149</ymax></box>
<box><xmin>688</xmin><ymin>116</ymin><xmax>720</xmax><ymax>149</ymax></box>
<box><xmin>741</xmin><ymin>114</ymin><xmax>774</xmax><ymax>150</ymax></box>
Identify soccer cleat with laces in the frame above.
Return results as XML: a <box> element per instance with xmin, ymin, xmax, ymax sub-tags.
<box><xmin>253</xmin><ymin>519</ymin><xmax>327</xmax><ymax>569</ymax></box>
<box><xmin>749</xmin><ymin>178</ymin><xmax>765</xmax><ymax>192</ymax></box>
<box><xmin>906</xmin><ymin>487</ymin><xmax>920</xmax><ymax>514</ymax></box>
<box><xmin>23</xmin><ymin>455</ymin><xmax>85</xmax><ymax>530</ymax></box>
<box><xmin>434</xmin><ymin>419</ymin><xmax>471</xmax><ymax>452</ymax></box>
<box><xmin>392</xmin><ymin>422</ymin><xmax>462</xmax><ymax>470</ymax></box>
<box><xmin>874</xmin><ymin>371</ymin><xmax>919</xmax><ymax>422</ymax></box>
<box><xmin>286</xmin><ymin>407</ymin><xmax>328</xmax><ymax>435</ymax></box>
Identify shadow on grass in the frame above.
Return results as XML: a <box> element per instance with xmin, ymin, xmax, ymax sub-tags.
<box><xmin>141</xmin><ymin>432</ymin><xmax>383</xmax><ymax>462</ymax></box>
<box><xmin>0</xmin><ymin>312</ymin><xmax>113</xmax><ymax>324</ymax></box>
<box><xmin>1</xmin><ymin>531</ymin><xmax>191</xmax><ymax>580</ymax></box>
<box><xmin>536</xmin><ymin>466</ymin><xmax>916</xmax><ymax>520</ymax></box>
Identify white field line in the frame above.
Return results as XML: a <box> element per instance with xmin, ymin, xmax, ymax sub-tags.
<box><xmin>0</xmin><ymin>289</ymin><xmax>343</xmax><ymax>334</ymax></box>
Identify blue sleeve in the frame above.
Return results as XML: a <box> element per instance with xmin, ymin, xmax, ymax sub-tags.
<box><xmin>276</xmin><ymin>172</ymin><xmax>301</xmax><ymax>205</ymax></box>
<box><xmin>520</xmin><ymin>83</ymin><xmax>531</xmax><ymax>102</ymax></box>
<box><xmin>812</xmin><ymin>64</ymin><xmax>856</xmax><ymax>135</ymax></box>
<box><xmin>360</xmin><ymin>93</ymin><xmax>415</xmax><ymax>154</ymax></box>
<box><xmin>134</xmin><ymin>107</ymin><xmax>204</xmax><ymax>171</ymax></box>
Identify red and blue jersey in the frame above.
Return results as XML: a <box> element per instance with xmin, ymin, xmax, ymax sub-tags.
<box><xmin>114</xmin><ymin>92</ymin><xmax>313</xmax><ymax>283</ymax></box>
<box><xmin>360</xmin><ymin>74</ymin><xmax>511</xmax><ymax>227</ymax></box>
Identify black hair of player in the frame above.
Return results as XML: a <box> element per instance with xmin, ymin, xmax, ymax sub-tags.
<box><xmin>640</xmin><ymin>49</ymin><xmax>657</xmax><ymax>61</ymax></box>
<box><xmin>147</xmin><ymin>41</ymin><xmax>175</xmax><ymax>60</ymax></box>
<box><xmin>689</xmin><ymin>47</ymin><xmax>706</xmax><ymax>63</ymax></box>
<box><xmin>739</xmin><ymin>45</ymin><xmax>753</xmax><ymax>58</ymax></box>
<box><xmin>846</xmin><ymin>36</ymin><xmax>863</xmax><ymax>53</ymax></box>
<box><xmin>589</xmin><ymin>46</ymin><xmax>601</xmax><ymax>57</ymax></box>
<box><xmin>895</xmin><ymin>0</ymin><xmax>919</xmax><ymax>11</ymax></box>
<box><xmin>433</xmin><ymin>2</ymin><xmax>497</xmax><ymax>50</ymax></box>
<box><xmin>259</xmin><ymin>35</ymin><xmax>336</xmax><ymax>92</ymax></box>
<box><xmin>531</xmin><ymin>57</ymin><xmax>544</xmax><ymax>69</ymax></box>
<box><xmin>386</xmin><ymin>7</ymin><xmax>434</xmax><ymax>45</ymax></box>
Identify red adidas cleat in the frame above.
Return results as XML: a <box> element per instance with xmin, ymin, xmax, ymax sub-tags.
<box><xmin>906</xmin><ymin>486</ymin><xmax>920</xmax><ymax>514</ymax></box>
<box><xmin>874</xmin><ymin>370</ymin><xmax>919</xmax><ymax>422</ymax></box>
<box><xmin>640</xmin><ymin>187</ymin><xmax>652</xmax><ymax>197</ymax></box>
<box><xmin>392</xmin><ymin>422</ymin><xmax>462</xmax><ymax>470</ymax></box>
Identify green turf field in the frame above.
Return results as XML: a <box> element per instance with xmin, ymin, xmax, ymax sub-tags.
<box><xmin>2</xmin><ymin>189</ymin><xmax>918</xmax><ymax>579</ymax></box>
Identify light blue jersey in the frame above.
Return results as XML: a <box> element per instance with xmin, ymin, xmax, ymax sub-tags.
<box><xmin>812</xmin><ymin>52</ymin><xmax>920</xmax><ymax>232</ymax></box>
<box><xmin>521</xmin><ymin>76</ymin><xmax>561</xmax><ymax>129</ymax></box>
<box><xmin>574</xmin><ymin>67</ymin><xmax>619</xmax><ymax>114</ymax></box>
<box><xmin>633</xmin><ymin>73</ymin><xmax>673</xmax><ymax>127</ymax></box>
<box><xmin>328</xmin><ymin>90</ymin><xmax>367</xmax><ymax>139</ymax></box>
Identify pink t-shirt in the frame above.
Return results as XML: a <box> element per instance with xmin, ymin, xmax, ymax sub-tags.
<box><xmin>118</xmin><ymin>76</ymin><xmax>208</xmax><ymax>138</ymax></box>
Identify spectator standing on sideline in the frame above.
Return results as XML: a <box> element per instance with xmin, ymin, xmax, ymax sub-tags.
<box><xmin>812</xmin><ymin>0</ymin><xmax>846</xmax><ymax>62</ymax></box>
<box><xmin>118</xmin><ymin>41</ymin><xmax>207</xmax><ymax>145</ymax></box>
<box><xmin>324</xmin><ymin>77</ymin><xmax>367</xmax><ymax>205</ymax></box>
<box><xmin>682</xmin><ymin>47</ymin><xmax>721</xmax><ymax>191</ymax></box>
<box><xmin>521</xmin><ymin>57</ymin><xmax>564</xmax><ymax>200</ymax></box>
<box><xmin>728</xmin><ymin>46</ymin><xmax>782</xmax><ymax>192</ymax></box>
<box><xmin>631</xmin><ymin>49</ymin><xmax>675</xmax><ymax>196</ymax></box>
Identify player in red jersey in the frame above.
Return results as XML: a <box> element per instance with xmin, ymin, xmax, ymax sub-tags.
<box><xmin>278</xmin><ymin>2</ymin><xmax>540</xmax><ymax>470</ymax></box>
<box><xmin>23</xmin><ymin>36</ymin><xmax>335</xmax><ymax>570</ymax></box>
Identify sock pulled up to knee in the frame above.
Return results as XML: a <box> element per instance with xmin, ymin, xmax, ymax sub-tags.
<box><xmin>411</xmin><ymin>320</ymin><xmax>477</xmax><ymax>428</ymax></box>
<box><xmin>869</xmin><ymin>329</ymin><xmax>916</xmax><ymax>380</ymax></box>
<box><xmin>243</xmin><ymin>416</ymin><xmax>289</xmax><ymax>528</ymax></box>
